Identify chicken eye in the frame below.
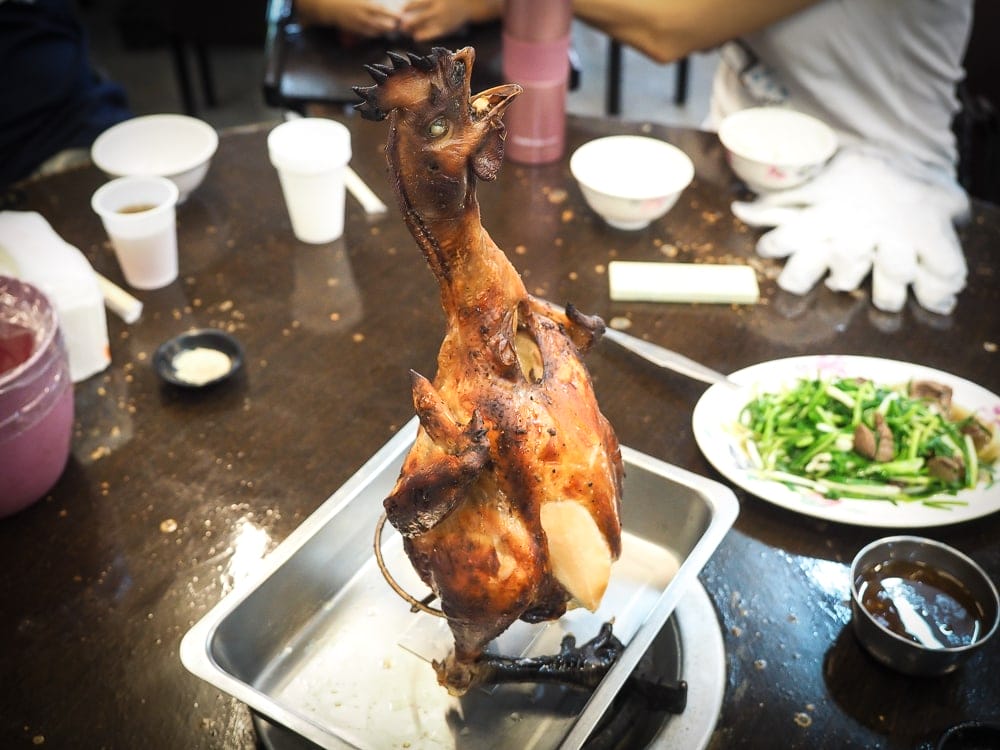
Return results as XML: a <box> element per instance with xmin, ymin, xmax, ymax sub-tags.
<box><xmin>427</xmin><ymin>118</ymin><xmax>448</xmax><ymax>138</ymax></box>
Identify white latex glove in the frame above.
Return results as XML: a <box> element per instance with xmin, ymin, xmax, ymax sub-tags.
<box><xmin>731</xmin><ymin>147</ymin><xmax>970</xmax><ymax>315</ymax></box>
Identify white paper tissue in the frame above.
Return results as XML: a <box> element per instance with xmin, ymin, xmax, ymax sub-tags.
<box><xmin>0</xmin><ymin>211</ymin><xmax>110</xmax><ymax>382</ymax></box>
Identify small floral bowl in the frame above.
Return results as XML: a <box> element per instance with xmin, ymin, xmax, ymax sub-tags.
<box><xmin>718</xmin><ymin>107</ymin><xmax>837</xmax><ymax>193</ymax></box>
<box><xmin>570</xmin><ymin>135</ymin><xmax>694</xmax><ymax>231</ymax></box>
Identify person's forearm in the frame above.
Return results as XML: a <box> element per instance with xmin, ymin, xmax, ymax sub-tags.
<box><xmin>296</xmin><ymin>0</ymin><xmax>334</xmax><ymax>25</ymax></box>
<box><xmin>296</xmin><ymin>0</ymin><xmax>400</xmax><ymax>36</ymax></box>
<box><xmin>572</xmin><ymin>0</ymin><xmax>820</xmax><ymax>63</ymax></box>
<box><xmin>466</xmin><ymin>0</ymin><xmax>502</xmax><ymax>25</ymax></box>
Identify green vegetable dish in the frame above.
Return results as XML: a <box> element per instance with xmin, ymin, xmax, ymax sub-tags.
<box><xmin>739</xmin><ymin>376</ymin><xmax>999</xmax><ymax>508</ymax></box>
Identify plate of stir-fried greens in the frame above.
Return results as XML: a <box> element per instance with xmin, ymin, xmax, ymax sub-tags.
<box><xmin>693</xmin><ymin>355</ymin><xmax>1000</xmax><ymax>527</ymax></box>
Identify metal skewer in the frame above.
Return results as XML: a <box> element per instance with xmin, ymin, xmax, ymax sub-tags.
<box><xmin>602</xmin><ymin>327</ymin><xmax>737</xmax><ymax>388</ymax></box>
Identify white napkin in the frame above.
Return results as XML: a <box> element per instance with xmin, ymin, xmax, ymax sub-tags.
<box><xmin>732</xmin><ymin>146</ymin><xmax>969</xmax><ymax>315</ymax></box>
<box><xmin>0</xmin><ymin>211</ymin><xmax>111</xmax><ymax>381</ymax></box>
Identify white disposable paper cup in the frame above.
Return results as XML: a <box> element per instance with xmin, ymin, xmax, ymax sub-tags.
<box><xmin>268</xmin><ymin>118</ymin><xmax>352</xmax><ymax>244</ymax></box>
<box><xmin>91</xmin><ymin>175</ymin><xmax>180</xmax><ymax>289</ymax></box>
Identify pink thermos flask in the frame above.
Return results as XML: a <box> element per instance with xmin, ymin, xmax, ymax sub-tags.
<box><xmin>502</xmin><ymin>0</ymin><xmax>572</xmax><ymax>164</ymax></box>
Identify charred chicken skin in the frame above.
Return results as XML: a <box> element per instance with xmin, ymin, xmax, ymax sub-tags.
<box><xmin>354</xmin><ymin>47</ymin><xmax>624</xmax><ymax>695</ymax></box>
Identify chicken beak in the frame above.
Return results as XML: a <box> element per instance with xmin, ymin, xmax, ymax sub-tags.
<box><xmin>468</xmin><ymin>83</ymin><xmax>522</xmax><ymax>181</ymax></box>
<box><xmin>470</xmin><ymin>84</ymin><xmax>523</xmax><ymax>124</ymax></box>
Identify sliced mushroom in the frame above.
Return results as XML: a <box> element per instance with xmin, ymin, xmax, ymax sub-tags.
<box><xmin>910</xmin><ymin>380</ymin><xmax>953</xmax><ymax>412</ymax></box>
<box><xmin>854</xmin><ymin>422</ymin><xmax>876</xmax><ymax>460</ymax></box>
<box><xmin>873</xmin><ymin>413</ymin><xmax>895</xmax><ymax>461</ymax></box>
<box><xmin>962</xmin><ymin>419</ymin><xmax>993</xmax><ymax>453</ymax></box>
<box><xmin>854</xmin><ymin>412</ymin><xmax>895</xmax><ymax>462</ymax></box>
<box><xmin>928</xmin><ymin>455</ymin><xmax>965</xmax><ymax>483</ymax></box>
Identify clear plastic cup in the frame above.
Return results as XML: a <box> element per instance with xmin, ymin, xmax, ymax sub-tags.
<box><xmin>1</xmin><ymin>276</ymin><xmax>74</xmax><ymax>517</ymax></box>
<box><xmin>91</xmin><ymin>175</ymin><xmax>180</xmax><ymax>289</ymax></box>
<box><xmin>268</xmin><ymin>118</ymin><xmax>352</xmax><ymax>244</ymax></box>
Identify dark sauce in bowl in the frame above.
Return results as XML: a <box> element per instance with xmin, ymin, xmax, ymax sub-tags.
<box><xmin>855</xmin><ymin>559</ymin><xmax>986</xmax><ymax>649</ymax></box>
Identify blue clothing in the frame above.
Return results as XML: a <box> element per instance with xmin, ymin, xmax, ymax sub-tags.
<box><xmin>1</xmin><ymin>0</ymin><xmax>132</xmax><ymax>186</ymax></box>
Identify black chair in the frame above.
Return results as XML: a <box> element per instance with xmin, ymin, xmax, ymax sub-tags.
<box><xmin>954</xmin><ymin>0</ymin><xmax>999</xmax><ymax>204</ymax></box>
<box><xmin>112</xmin><ymin>0</ymin><xmax>268</xmax><ymax>115</ymax></box>
<box><xmin>170</xmin><ymin>0</ymin><xmax>269</xmax><ymax>115</ymax></box>
<box><xmin>605</xmin><ymin>39</ymin><xmax>689</xmax><ymax>117</ymax></box>
<box><xmin>262</xmin><ymin>0</ymin><xmax>505</xmax><ymax>113</ymax></box>
<box><xmin>262</xmin><ymin>0</ymin><xmax>583</xmax><ymax>114</ymax></box>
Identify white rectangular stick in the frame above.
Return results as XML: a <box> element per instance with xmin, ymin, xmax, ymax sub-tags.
<box><xmin>96</xmin><ymin>273</ymin><xmax>143</xmax><ymax>323</ymax></box>
<box><xmin>609</xmin><ymin>261</ymin><xmax>760</xmax><ymax>305</ymax></box>
<box><xmin>345</xmin><ymin>166</ymin><xmax>388</xmax><ymax>215</ymax></box>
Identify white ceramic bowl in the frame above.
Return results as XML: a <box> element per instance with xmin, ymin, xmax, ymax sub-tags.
<box><xmin>570</xmin><ymin>135</ymin><xmax>694</xmax><ymax>230</ymax></box>
<box><xmin>718</xmin><ymin>107</ymin><xmax>837</xmax><ymax>193</ymax></box>
<box><xmin>91</xmin><ymin>114</ymin><xmax>219</xmax><ymax>203</ymax></box>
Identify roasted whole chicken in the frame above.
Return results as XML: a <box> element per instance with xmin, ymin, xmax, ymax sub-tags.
<box><xmin>354</xmin><ymin>47</ymin><xmax>624</xmax><ymax>695</ymax></box>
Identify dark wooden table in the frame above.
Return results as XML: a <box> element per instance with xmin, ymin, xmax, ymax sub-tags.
<box><xmin>2</xmin><ymin>114</ymin><xmax>998</xmax><ymax>749</ymax></box>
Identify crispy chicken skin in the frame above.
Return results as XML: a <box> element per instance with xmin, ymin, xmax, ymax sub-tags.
<box><xmin>355</xmin><ymin>47</ymin><xmax>623</xmax><ymax>694</ymax></box>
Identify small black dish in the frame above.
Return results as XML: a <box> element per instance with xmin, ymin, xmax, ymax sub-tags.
<box><xmin>153</xmin><ymin>328</ymin><xmax>244</xmax><ymax>388</ymax></box>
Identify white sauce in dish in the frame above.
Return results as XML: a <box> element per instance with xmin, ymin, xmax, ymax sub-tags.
<box><xmin>172</xmin><ymin>346</ymin><xmax>231</xmax><ymax>385</ymax></box>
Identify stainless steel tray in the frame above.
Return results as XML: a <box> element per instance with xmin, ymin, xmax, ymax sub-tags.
<box><xmin>180</xmin><ymin>418</ymin><xmax>738</xmax><ymax>749</ymax></box>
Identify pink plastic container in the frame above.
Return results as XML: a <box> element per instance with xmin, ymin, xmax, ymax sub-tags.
<box><xmin>1</xmin><ymin>276</ymin><xmax>74</xmax><ymax>517</ymax></box>
<box><xmin>502</xmin><ymin>0</ymin><xmax>572</xmax><ymax>164</ymax></box>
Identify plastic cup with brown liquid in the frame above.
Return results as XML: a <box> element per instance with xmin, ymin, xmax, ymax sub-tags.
<box><xmin>91</xmin><ymin>175</ymin><xmax>180</xmax><ymax>289</ymax></box>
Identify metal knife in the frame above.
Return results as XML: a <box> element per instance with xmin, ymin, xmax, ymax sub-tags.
<box><xmin>602</xmin><ymin>327</ymin><xmax>736</xmax><ymax>388</ymax></box>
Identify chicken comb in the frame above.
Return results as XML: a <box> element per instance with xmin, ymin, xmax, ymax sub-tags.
<box><xmin>353</xmin><ymin>47</ymin><xmax>450</xmax><ymax>121</ymax></box>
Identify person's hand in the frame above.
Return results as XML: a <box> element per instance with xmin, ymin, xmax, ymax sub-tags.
<box><xmin>399</xmin><ymin>0</ymin><xmax>497</xmax><ymax>42</ymax></box>
<box><xmin>298</xmin><ymin>0</ymin><xmax>401</xmax><ymax>38</ymax></box>
<box><xmin>731</xmin><ymin>146</ymin><xmax>970</xmax><ymax>315</ymax></box>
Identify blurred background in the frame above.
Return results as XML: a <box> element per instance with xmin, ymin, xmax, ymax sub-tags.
<box><xmin>78</xmin><ymin>0</ymin><xmax>716</xmax><ymax>131</ymax></box>
<box><xmin>77</xmin><ymin>0</ymin><xmax>996</xmax><ymax>203</ymax></box>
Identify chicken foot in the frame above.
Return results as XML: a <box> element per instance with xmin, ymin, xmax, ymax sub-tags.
<box><xmin>434</xmin><ymin>622</ymin><xmax>624</xmax><ymax>694</ymax></box>
<box><xmin>434</xmin><ymin>622</ymin><xmax>689</xmax><ymax>714</ymax></box>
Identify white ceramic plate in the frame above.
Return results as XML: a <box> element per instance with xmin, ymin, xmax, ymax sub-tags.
<box><xmin>692</xmin><ymin>355</ymin><xmax>1000</xmax><ymax>527</ymax></box>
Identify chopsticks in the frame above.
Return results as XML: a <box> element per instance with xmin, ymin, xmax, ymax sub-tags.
<box><xmin>345</xmin><ymin>166</ymin><xmax>388</xmax><ymax>215</ymax></box>
<box><xmin>96</xmin><ymin>273</ymin><xmax>142</xmax><ymax>323</ymax></box>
